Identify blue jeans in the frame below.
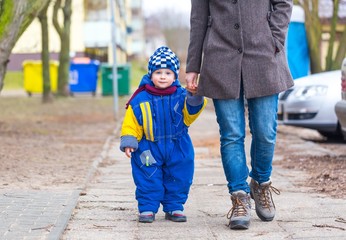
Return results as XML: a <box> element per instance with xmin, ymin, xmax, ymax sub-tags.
<box><xmin>213</xmin><ymin>93</ymin><xmax>278</xmax><ymax>194</ymax></box>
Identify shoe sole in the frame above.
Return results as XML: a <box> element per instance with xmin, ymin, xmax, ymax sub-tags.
<box><xmin>165</xmin><ymin>213</ymin><xmax>187</xmax><ymax>222</ymax></box>
<box><xmin>139</xmin><ymin>219</ymin><xmax>154</xmax><ymax>223</ymax></box>
<box><xmin>139</xmin><ymin>216</ymin><xmax>155</xmax><ymax>223</ymax></box>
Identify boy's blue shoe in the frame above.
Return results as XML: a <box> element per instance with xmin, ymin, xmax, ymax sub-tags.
<box><xmin>165</xmin><ymin>210</ymin><xmax>187</xmax><ymax>222</ymax></box>
<box><xmin>138</xmin><ymin>211</ymin><xmax>155</xmax><ymax>223</ymax></box>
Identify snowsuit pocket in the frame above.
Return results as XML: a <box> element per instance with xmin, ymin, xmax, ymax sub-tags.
<box><xmin>137</xmin><ymin>150</ymin><xmax>157</xmax><ymax>178</ymax></box>
<box><xmin>140</xmin><ymin>150</ymin><xmax>157</xmax><ymax>166</ymax></box>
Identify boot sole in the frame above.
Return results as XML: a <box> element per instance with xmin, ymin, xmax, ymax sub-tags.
<box><xmin>256</xmin><ymin>209</ymin><xmax>274</xmax><ymax>222</ymax></box>
<box><xmin>230</xmin><ymin>220</ymin><xmax>250</xmax><ymax>230</ymax></box>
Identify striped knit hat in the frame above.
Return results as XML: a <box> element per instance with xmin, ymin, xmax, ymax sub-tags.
<box><xmin>148</xmin><ymin>46</ymin><xmax>180</xmax><ymax>79</ymax></box>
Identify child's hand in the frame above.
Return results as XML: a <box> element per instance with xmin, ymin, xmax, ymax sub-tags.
<box><xmin>125</xmin><ymin>147</ymin><xmax>134</xmax><ymax>158</ymax></box>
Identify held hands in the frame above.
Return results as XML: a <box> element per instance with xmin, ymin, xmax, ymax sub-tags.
<box><xmin>125</xmin><ymin>147</ymin><xmax>134</xmax><ymax>158</ymax></box>
<box><xmin>185</xmin><ymin>72</ymin><xmax>199</xmax><ymax>94</ymax></box>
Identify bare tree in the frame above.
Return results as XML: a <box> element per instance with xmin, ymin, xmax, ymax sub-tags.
<box><xmin>296</xmin><ymin>0</ymin><xmax>346</xmax><ymax>73</ymax></box>
<box><xmin>52</xmin><ymin>0</ymin><xmax>72</xmax><ymax>96</ymax></box>
<box><xmin>0</xmin><ymin>0</ymin><xmax>50</xmax><ymax>93</ymax></box>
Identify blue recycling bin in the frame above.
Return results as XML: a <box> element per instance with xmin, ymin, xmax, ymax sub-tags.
<box><xmin>69</xmin><ymin>59</ymin><xmax>100</xmax><ymax>96</ymax></box>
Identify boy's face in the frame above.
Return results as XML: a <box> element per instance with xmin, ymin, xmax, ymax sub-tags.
<box><xmin>151</xmin><ymin>69</ymin><xmax>175</xmax><ymax>89</ymax></box>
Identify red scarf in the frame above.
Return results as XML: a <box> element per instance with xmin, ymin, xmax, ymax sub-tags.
<box><xmin>125</xmin><ymin>84</ymin><xmax>177</xmax><ymax>109</ymax></box>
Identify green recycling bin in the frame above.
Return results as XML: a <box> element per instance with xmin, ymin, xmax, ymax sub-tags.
<box><xmin>101</xmin><ymin>63</ymin><xmax>131</xmax><ymax>96</ymax></box>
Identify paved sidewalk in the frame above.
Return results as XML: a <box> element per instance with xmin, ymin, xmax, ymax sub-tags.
<box><xmin>0</xmin><ymin>189</ymin><xmax>80</xmax><ymax>240</ymax></box>
<box><xmin>62</xmin><ymin>108</ymin><xmax>346</xmax><ymax>240</ymax></box>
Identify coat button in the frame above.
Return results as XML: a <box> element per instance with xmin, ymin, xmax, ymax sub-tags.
<box><xmin>237</xmin><ymin>48</ymin><xmax>243</xmax><ymax>54</ymax></box>
<box><xmin>234</xmin><ymin>23</ymin><xmax>240</xmax><ymax>29</ymax></box>
<box><xmin>232</xmin><ymin>0</ymin><xmax>237</xmax><ymax>3</ymax></box>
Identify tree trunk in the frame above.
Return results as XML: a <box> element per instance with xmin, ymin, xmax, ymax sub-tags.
<box><xmin>53</xmin><ymin>0</ymin><xmax>72</xmax><ymax>97</ymax></box>
<box><xmin>333</xmin><ymin>26</ymin><xmax>346</xmax><ymax>70</ymax></box>
<box><xmin>325</xmin><ymin>0</ymin><xmax>339</xmax><ymax>71</ymax></box>
<box><xmin>38</xmin><ymin>1</ymin><xmax>53</xmax><ymax>103</ymax></box>
<box><xmin>0</xmin><ymin>0</ymin><xmax>50</xmax><ymax>93</ymax></box>
<box><xmin>302</xmin><ymin>0</ymin><xmax>323</xmax><ymax>73</ymax></box>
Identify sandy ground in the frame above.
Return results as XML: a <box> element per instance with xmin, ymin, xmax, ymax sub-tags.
<box><xmin>274</xmin><ymin>125</ymin><xmax>346</xmax><ymax>199</ymax></box>
<box><xmin>0</xmin><ymin>96</ymin><xmax>345</xmax><ymax>199</ymax></box>
<box><xmin>0</xmin><ymin>96</ymin><xmax>122</xmax><ymax>190</ymax></box>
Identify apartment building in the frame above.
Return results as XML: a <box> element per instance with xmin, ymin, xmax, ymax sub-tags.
<box><xmin>8</xmin><ymin>0</ymin><xmax>144</xmax><ymax>70</ymax></box>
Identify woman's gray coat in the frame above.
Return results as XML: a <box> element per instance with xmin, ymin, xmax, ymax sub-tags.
<box><xmin>186</xmin><ymin>0</ymin><xmax>294</xmax><ymax>99</ymax></box>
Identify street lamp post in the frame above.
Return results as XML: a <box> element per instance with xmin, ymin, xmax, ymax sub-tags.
<box><xmin>109</xmin><ymin>0</ymin><xmax>119</xmax><ymax>119</ymax></box>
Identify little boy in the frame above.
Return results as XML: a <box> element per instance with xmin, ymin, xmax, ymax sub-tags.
<box><xmin>120</xmin><ymin>46</ymin><xmax>207</xmax><ymax>223</ymax></box>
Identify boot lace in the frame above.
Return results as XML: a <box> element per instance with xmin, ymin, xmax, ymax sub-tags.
<box><xmin>227</xmin><ymin>196</ymin><xmax>248</xmax><ymax>221</ymax></box>
<box><xmin>257</xmin><ymin>183</ymin><xmax>280</xmax><ymax>210</ymax></box>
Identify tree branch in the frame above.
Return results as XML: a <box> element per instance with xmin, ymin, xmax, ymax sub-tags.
<box><xmin>52</xmin><ymin>0</ymin><xmax>62</xmax><ymax>37</ymax></box>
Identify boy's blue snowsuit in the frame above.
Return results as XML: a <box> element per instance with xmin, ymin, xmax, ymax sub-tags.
<box><xmin>120</xmin><ymin>74</ymin><xmax>206</xmax><ymax>213</ymax></box>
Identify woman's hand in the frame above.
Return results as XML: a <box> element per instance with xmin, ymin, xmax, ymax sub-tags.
<box><xmin>185</xmin><ymin>72</ymin><xmax>199</xmax><ymax>94</ymax></box>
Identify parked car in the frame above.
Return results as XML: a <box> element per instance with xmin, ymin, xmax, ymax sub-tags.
<box><xmin>278</xmin><ymin>70</ymin><xmax>342</xmax><ymax>138</ymax></box>
<box><xmin>335</xmin><ymin>58</ymin><xmax>346</xmax><ymax>140</ymax></box>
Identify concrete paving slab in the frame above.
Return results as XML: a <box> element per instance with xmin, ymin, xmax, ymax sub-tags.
<box><xmin>61</xmin><ymin>107</ymin><xmax>346</xmax><ymax>240</ymax></box>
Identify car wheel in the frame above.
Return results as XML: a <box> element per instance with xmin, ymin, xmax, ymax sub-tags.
<box><xmin>318</xmin><ymin>123</ymin><xmax>344</xmax><ymax>140</ymax></box>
